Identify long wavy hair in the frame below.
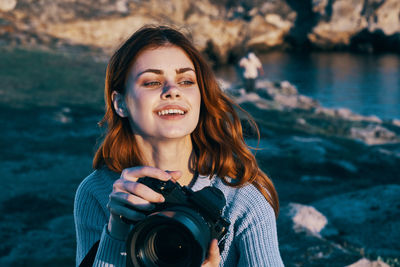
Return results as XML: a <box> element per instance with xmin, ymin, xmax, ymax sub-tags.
<box><xmin>93</xmin><ymin>25</ymin><xmax>279</xmax><ymax>216</ymax></box>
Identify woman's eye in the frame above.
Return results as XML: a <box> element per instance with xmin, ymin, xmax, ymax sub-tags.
<box><xmin>143</xmin><ymin>81</ymin><xmax>162</xmax><ymax>87</ymax></box>
<box><xmin>179</xmin><ymin>80</ymin><xmax>195</xmax><ymax>86</ymax></box>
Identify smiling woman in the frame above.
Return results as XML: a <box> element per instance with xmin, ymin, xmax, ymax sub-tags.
<box><xmin>112</xmin><ymin>46</ymin><xmax>201</xmax><ymax>143</ymax></box>
<box><xmin>74</xmin><ymin>25</ymin><xmax>283</xmax><ymax>267</ymax></box>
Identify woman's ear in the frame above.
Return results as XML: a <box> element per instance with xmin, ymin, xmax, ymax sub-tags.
<box><xmin>111</xmin><ymin>91</ymin><xmax>128</xmax><ymax>118</ymax></box>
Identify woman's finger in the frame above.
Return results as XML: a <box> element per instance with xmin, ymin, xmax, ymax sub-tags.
<box><xmin>201</xmin><ymin>239</ymin><xmax>221</xmax><ymax>267</ymax></box>
<box><xmin>166</xmin><ymin>170</ymin><xmax>182</xmax><ymax>182</ymax></box>
<box><xmin>121</xmin><ymin>180</ymin><xmax>165</xmax><ymax>203</ymax></box>
<box><xmin>110</xmin><ymin>191</ymin><xmax>156</xmax><ymax>210</ymax></box>
<box><xmin>107</xmin><ymin>198</ymin><xmax>147</xmax><ymax>221</ymax></box>
<box><xmin>121</xmin><ymin>166</ymin><xmax>172</xmax><ymax>182</ymax></box>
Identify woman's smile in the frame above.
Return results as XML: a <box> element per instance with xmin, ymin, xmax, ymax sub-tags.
<box><xmin>154</xmin><ymin>104</ymin><xmax>188</xmax><ymax>120</ymax></box>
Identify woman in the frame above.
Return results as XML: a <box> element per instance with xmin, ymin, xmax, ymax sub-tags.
<box><xmin>74</xmin><ymin>25</ymin><xmax>283</xmax><ymax>266</ymax></box>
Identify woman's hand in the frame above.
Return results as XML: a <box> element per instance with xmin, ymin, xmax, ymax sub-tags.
<box><xmin>106</xmin><ymin>166</ymin><xmax>181</xmax><ymax>240</ymax></box>
<box><xmin>201</xmin><ymin>239</ymin><xmax>221</xmax><ymax>267</ymax></box>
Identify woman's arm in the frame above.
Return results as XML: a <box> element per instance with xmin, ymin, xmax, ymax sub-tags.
<box><xmin>235</xmin><ymin>188</ymin><xmax>284</xmax><ymax>267</ymax></box>
<box><xmin>74</xmin><ymin>175</ymin><xmax>127</xmax><ymax>266</ymax></box>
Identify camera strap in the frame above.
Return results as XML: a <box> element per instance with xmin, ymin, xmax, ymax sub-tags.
<box><xmin>79</xmin><ymin>240</ymin><xmax>100</xmax><ymax>267</ymax></box>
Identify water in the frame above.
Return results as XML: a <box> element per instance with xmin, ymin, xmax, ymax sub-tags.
<box><xmin>217</xmin><ymin>52</ymin><xmax>400</xmax><ymax>120</ymax></box>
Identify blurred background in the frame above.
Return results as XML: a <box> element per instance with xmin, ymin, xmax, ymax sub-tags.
<box><xmin>0</xmin><ymin>0</ymin><xmax>399</xmax><ymax>266</ymax></box>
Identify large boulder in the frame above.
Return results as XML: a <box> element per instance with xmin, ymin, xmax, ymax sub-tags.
<box><xmin>278</xmin><ymin>203</ymin><xmax>359</xmax><ymax>265</ymax></box>
<box><xmin>350</xmin><ymin>124</ymin><xmax>398</xmax><ymax>145</ymax></box>
<box><xmin>185</xmin><ymin>15</ymin><xmax>246</xmax><ymax>64</ymax></box>
<box><xmin>309</xmin><ymin>0</ymin><xmax>400</xmax><ymax>51</ymax></box>
<box><xmin>312</xmin><ymin>185</ymin><xmax>400</xmax><ymax>258</ymax></box>
<box><xmin>367</xmin><ymin>0</ymin><xmax>400</xmax><ymax>36</ymax></box>
<box><xmin>309</xmin><ymin>0</ymin><xmax>368</xmax><ymax>48</ymax></box>
<box><xmin>280</xmin><ymin>203</ymin><xmax>330</xmax><ymax>237</ymax></box>
<box><xmin>246</xmin><ymin>14</ymin><xmax>294</xmax><ymax>51</ymax></box>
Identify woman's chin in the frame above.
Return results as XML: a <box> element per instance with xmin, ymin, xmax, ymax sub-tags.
<box><xmin>155</xmin><ymin>129</ymin><xmax>194</xmax><ymax>140</ymax></box>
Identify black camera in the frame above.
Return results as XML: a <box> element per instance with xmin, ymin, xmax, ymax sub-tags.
<box><xmin>125</xmin><ymin>177</ymin><xmax>230</xmax><ymax>267</ymax></box>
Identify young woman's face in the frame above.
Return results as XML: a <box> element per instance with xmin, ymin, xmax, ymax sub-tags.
<box><xmin>123</xmin><ymin>45</ymin><xmax>201</xmax><ymax>140</ymax></box>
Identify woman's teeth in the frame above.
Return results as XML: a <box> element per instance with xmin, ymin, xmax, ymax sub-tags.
<box><xmin>157</xmin><ymin>109</ymin><xmax>185</xmax><ymax>116</ymax></box>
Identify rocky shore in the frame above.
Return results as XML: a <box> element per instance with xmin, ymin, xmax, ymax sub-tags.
<box><xmin>224</xmin><ymin>81</ymin><xmax>400</xmax><ymax>266</ymax></box>
<box><xmin>1</xmin><ymin>0</ymin><xmax>400</xmax><ymax>65</ymax></box>
<box><xmin>0</xmin><ymin>45</ymin><xmax>399</xmax><ymax>266</ymax></box>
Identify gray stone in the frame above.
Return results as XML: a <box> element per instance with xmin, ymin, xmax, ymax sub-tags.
<box><xmin>283</xmin><ymin>203</ymin><xmax>328</xmax><ymax>237</ymax></box>
<box><xmin>350</xmin><ymin>124</ymin><xmax>397</xmax><ymax>145</ymax></box>
<box><xmin>279</xmin><ymin>136</ymin><xmax>327</xmax><ymax>164</ymax></box>
<box><xmin>312</xmin><ymin>185</ymin><xmax>400</xmax><ymax>258</ymax></box>
<box><xmin>300</xmin><ymin>175</ymin><xmax>334</xmax><ymax>183</ymax></box>
<box><xmin>345</xmin><ymin>258</ymin><xmax>391</xmax><ymax>267</ymax></box>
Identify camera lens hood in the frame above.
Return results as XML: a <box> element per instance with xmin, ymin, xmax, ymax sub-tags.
<box><xmin>126</xmin><ymin>206</ymin><xmax>211</xmax><ymax>267</ymax></box>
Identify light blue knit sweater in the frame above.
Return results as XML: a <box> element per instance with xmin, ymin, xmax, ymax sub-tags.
<box><xmin>74</xmin><ymin>168</ymin><xmax>284</xmax><ymax>266</ymax></box>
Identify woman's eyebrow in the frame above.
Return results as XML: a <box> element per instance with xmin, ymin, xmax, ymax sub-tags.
<box><xmin>176</xmin><ymin>67</ymin><xmax>195</xmax><ymax>74</ymax></box>
<box><xmin>136</xmin><ymin>69</ymin><xmax>163</xmax><ymax>78</ymax></box>
<box><xmin>136</xmin><ymin>67</ymin><xmax>195</xmax><ymax>79</ymax></box>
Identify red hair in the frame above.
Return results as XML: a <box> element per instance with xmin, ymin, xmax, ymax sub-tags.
<box><xmin>93</xmin><ymin>25</ymin><xmax>279</xmax><ymax>216</ymax></box>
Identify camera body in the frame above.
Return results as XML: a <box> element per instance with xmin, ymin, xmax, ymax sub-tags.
<box><xmin>126</xmin><ymin>177</ymin><xmax>230</xmax><ymax>267</ymax></box>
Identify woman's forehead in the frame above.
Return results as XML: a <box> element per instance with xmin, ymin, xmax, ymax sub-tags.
<box><xmin>131</xmin><ymin>46</ymin><xmax>195</xmax><ymax>75</ymax></box>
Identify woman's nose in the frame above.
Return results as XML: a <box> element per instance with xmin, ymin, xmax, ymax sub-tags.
<box><xmin>161</xmin><ymin>83</ymin><xmax>181</xmax><ymax>99</ymax></box>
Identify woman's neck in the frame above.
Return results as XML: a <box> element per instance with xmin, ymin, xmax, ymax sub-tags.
<box><xmin>135</xmin><ymin>135</ymin><xmax>195</xmax><ymax>186</ymax></box>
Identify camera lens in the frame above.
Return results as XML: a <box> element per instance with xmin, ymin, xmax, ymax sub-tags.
<box><xmin>127</xmin><ymin>209</ymin><xmax>208</xmax><ymax>267</ymax></box>
<box><xmin>150</xmin><ymin>225</ymin><xmax>192</xmax><ymax>264</ymax></box>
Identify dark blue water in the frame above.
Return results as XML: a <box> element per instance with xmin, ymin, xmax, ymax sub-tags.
<box><xmin>218</xmin><ymin>52</ymin><xmax>400</xmax><ymax>120</ymax></box>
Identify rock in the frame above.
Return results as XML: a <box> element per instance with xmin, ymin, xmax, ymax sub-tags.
<box><xmin>313</xmin><ymin>185</ymin><xmax>400</xmax><ymax>258</ymax></box>
<box><xmin>44</xmin><ymin>15</ymin><xmax>154</xmax><ymax>51</ymax></box>
<box><xmin>346</xmin><ymin>258</ymin><xmax>391</xmax><ymax>267</ymax></box>
<box><xmin>296</xmin><ymin>117</ymin><xmax>307</xmax><ymax>125</ymax></box>
<box><xmin>247</xmin><ymin>14</ymin><xmax>293</xmax><ymax>50</ymax></box>
<box><xmin>335</xmin><ymin>107</ymin><xmax>354</xmax><ymax>118</ymax></box>
<box><xmin>148</xmin><ymin>0</ymin><xmax>191</xmax><ymax>23</ymax></box>
<box><xmin>309</xmin><ymin>0</ymin><xmax>400</xmax><ymax>51</ymax></box>
<box><xmin>392</xmin><ymin>119</ymin><xmax>400</xmax><ymax>127</ymax></box>
<box><xmin>253</xmin><ymin>80</ymin><xmax>319</xmax><ymax>110</ymax></box>
<box><xmin>0</xmin><ymin>0</ymin><xmax>17</xmax><ymax>12</ymax></box>
<box><xmin>329</xmin><ymin>159</ymin><xmax>358</xmax><ymax>173</ymax></box>
<box><xmin>312</xmin><ymin>0</ymin><xmax>329</xmax><ymax>15</ymax></box>
<box><xmin>350</xmin><ymin>124</ymin><xmax>397</xmax><ymax>145</ymax></box>
<box><xmin>279</xmin><ymin>81</ymin><xmax>298</xmax><ymax>95</ymax></box>
<box><xmin>278</xmin><ymin>206</ymin><xmax>360</xmax><ymax>265</ymax></box>
<box><xmin>279</xmin><ymin>136</ymin><xmax>327</xmax><ymax>164</ymax></box>
<box><xmin>115</xmin><ymin>0</ymin><xmax>129</xmax><ymax>14</ymax></box>
<box><xmin>282</xmin><ymin>203</ymin><xmax>329</xmax><ymax>236</ymax></box>
<box><xmin>367</xmin><ymin>0</ymin><xmax>400</xmax><ymax>36</ymax></box>
<box><xmin>186</xmin><ymin>15</ymin><xmax>246</xmax><ymax>64</ymax></box>
<box><xmin>0</xmin><ymin>215</ymin><xmax>75</xmax><ymax>265</ymax></box>
<box><xmin>300</xmin><ymin>175</ymin><xmax>334</xmax><ymax>182</ymax></box>
<box><xmin>315</xmin><ymin>106</ymin><xmax>338</xmax><ymax>117</ymax></box>
<box><xmin>309</xmin><ymin>0</ymin><xmax>368</xmax><ymax>48</ymax></box>
<box><xmin>357</xmin><ymin>146</ymin><xmax>400</xmax><ymax>166</ymax></box>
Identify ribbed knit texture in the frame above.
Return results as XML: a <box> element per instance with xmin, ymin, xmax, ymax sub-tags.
<box><xmin>74</xmin><ymin>168</ymin><xmax>284</xmax><ymax>266</ymax></box>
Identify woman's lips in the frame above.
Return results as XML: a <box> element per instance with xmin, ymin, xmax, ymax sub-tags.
<box><xmin>154</xmin><ymin>105</ymin><xmax>188</xmax><ymax>120</ymax></box>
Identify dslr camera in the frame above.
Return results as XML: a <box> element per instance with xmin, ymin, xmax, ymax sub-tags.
<box><xmin>125</xmin><ymin>177</ymin><xmax>230</xmax><ymax>267</ymax></box>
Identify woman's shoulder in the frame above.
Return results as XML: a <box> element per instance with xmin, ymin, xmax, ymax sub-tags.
<box><xmin>211</xmin><ymin>177</ymin><xmax>274</xmax><ymax>217</ymax></box>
